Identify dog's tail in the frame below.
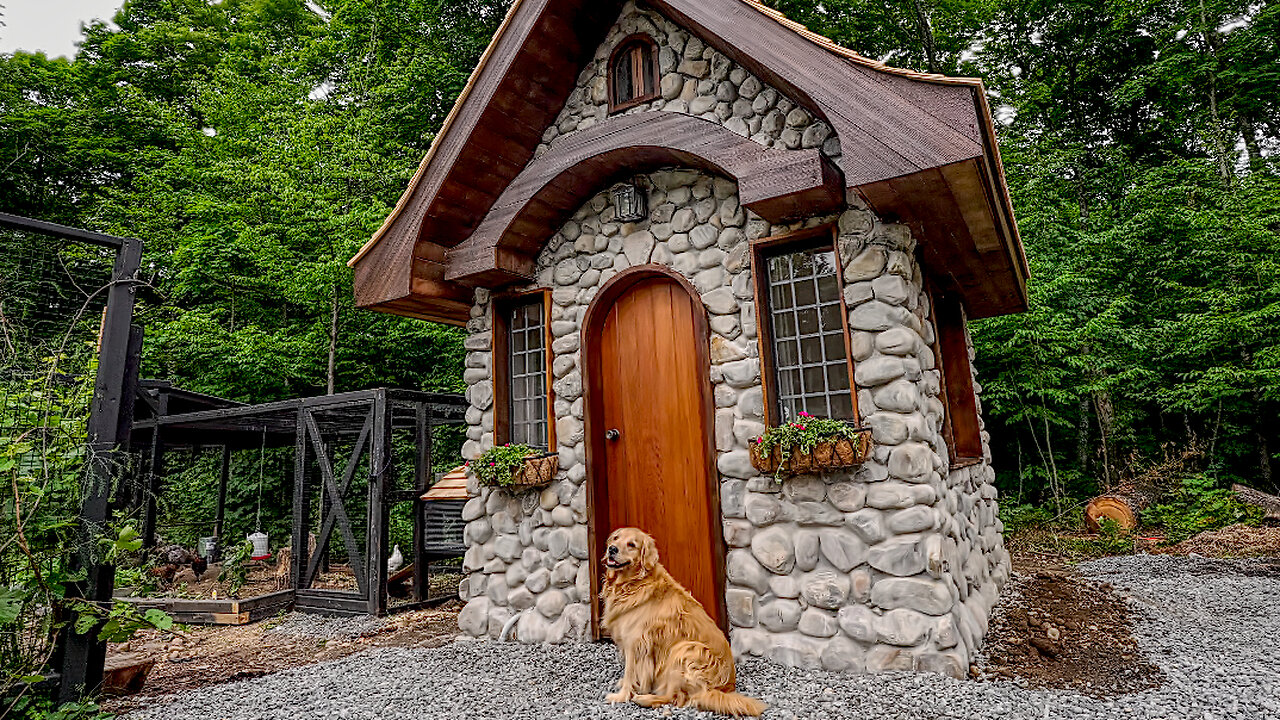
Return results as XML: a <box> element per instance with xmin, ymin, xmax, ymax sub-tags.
<box><xmin>689</xmin><ymin>688</ymin><xmax>767</xmax><ymax>717</ymax></box>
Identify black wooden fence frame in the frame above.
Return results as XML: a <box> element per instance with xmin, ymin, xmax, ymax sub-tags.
<box><xmin>0</xmin><ymin>212</ymin><xmax>145</xmax><ymax>702</ymax></box>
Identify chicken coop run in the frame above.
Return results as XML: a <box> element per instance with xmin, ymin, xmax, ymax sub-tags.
<box><xmin>123</xmin><ymin>386</ymin><xmax>468</xmax><ymax>621</ymax></box>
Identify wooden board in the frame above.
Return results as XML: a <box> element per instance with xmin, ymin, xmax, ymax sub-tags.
<box><xmin>114</xmin><ymin>590</ymin><xmax>295</xmax><ymax>626</ymax></box>
<box><xmin>586</xmin><ymin>270</ymin><xmax>725</xmax><ymax>630</ymax></box>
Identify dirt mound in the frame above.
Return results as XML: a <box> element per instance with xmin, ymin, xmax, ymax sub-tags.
<box><xmin>1161</xmin><ymin>523</ymin><xmax>1280</xmax><ymax>558</ymax></box>
<box><xmin>976</xmin><ymin>563</ymin><xmax>1164</xmax><ymax>696</ymax></box>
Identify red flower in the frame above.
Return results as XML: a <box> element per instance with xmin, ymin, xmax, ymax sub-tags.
<box><xmin>798</xmin><ymin>411</ymin><xmax>812</xmax><ymax>418</ymax></box>
<box><xmin>797</xmin><ymin>424</ymin><xmax>807</xmax><ymax>431</ymax></box>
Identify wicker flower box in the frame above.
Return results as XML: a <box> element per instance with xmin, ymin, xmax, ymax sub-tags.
<box><xmin>505</xmin><ymin>452</ymin><xmax>559</xmax><ymax>488</ymax></box>
<box><xmin>749</xmin><ymin>428</ymin><xmax>871</xmax><ymax>478</ymax></box>
<box><xmin>470</xmin><ymin>444</ymin><xmax>559</xmax><ymax>489</ymax></box>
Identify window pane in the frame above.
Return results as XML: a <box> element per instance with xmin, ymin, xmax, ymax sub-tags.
<box><xmin>509</xmin><ymin>298</ymin><xmax>548</xmax><ymax>448</ymax></box>
<box><xmin>794</xmin><ymin>278</ymin><xmax>817</xmax><ymax>307</ymax></box>
<box><xmin>763</xmin><ymin>243</ymin><xmax>854</xmax><ymax>422</ymax></box>
<box><xmin>797</xmin><ymin>307</ymin><xmax>819</xmax><ymax>335</ymax></box>
<box><xmin>800</xmin><ymin>335</ymin><xmax>824</xmax><ymax>364</ymax></box>
<box><xmin>639</xmin><ymin>45</ymin><xmax>656</xmax><ymax>96</ymax></box>
<box><xmin>614</xmin><ymin>53</ymin><xmax>633</xmax><ymax>103</ymax></box>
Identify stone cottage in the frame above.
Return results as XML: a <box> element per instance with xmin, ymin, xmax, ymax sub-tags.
<box><xmin>349</xmin><ymin>0</ymin><xmax>1027</xmax><ymax>677</ymax></box>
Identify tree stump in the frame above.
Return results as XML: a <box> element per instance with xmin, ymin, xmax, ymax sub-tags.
<box><xmin>1084</xmin><ymin>485</ymin><xmax>1163</xmax><ymax>533</ymax></box>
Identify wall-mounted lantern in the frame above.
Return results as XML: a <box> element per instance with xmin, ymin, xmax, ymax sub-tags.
<box><xmin>611</xmin><ymin>179</ymin><xmax>648</xmax><ymax>222</ymax></box>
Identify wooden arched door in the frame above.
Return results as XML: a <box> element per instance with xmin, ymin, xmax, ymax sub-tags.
<box><xmin>584</xmin><ymin>267</ymin><xmax>726</xmax><ymax>631</ymax></box>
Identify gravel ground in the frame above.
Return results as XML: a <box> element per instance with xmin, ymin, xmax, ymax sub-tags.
<box><xmin>123</xmin><ymin>555</ymin><xmax>1280</xmax><ymax>720</ymax></box>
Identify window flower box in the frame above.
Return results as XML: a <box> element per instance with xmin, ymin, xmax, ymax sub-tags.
<box><xmin>749</xmin><ymin>414</ymin><xmax>871</xmax><ymax>479</ymax></box>
<box><xmin>468</xmin><ymin>444</ymin><xmax>559</xmax><ymax>488</ymax></box>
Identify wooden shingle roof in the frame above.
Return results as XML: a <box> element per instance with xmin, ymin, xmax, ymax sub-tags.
<box><xmin>350</xmin><ymin>0</ymin><xmax>1028</xmax><ymax>323</ymax></box>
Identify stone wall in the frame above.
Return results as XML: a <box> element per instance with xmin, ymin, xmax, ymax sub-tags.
<box><xmin>451</xmin><ymin>0</ymin><xmax>1008</xmax><ymax>677</ymax></box>
<box><xmin>534</xmin><ymin>1</ymin><xmax>840</xmax><ymax>163</ymax></box>
<box><xmin>455</xmin><ymin>163</ymin><xmax>1009</xmax><ymax>676</ymax></box>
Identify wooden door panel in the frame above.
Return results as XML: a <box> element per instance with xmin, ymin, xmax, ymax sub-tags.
<box><xmin>593</xmin><ymin>275</ymin><xmax>724</xmax><ymax>628</ymax></box>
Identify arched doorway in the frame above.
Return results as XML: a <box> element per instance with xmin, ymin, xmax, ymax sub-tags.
<box><xmin>582</xmin><ymin>266</ymin><xmax>726</xmax><ymax>632</ymax></box>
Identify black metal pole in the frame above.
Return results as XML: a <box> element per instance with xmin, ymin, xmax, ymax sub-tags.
<box><xmin>412</xmin><ymin>403</ymin><xmax>430</xmax><ymax>603</ymax></box>
<box><xmin>368</xmin><ymin>393</ymin><xmax>391</xmax><ymax>615</ymax></box>
<box><xmin>59</xmin><ymin>234</ymin><xmax>142</xmax><ymax>702</ymax></box>
<box><xmin>214</xmin><ymin>445</ymin><xmax>231</xmax><ymax>561</ymax></box>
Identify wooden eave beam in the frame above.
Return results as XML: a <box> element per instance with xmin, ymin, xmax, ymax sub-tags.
<box><xmin>442</xmin><ymin>112</ymin><xmax>844</xmax><ymax>285</ymax></box>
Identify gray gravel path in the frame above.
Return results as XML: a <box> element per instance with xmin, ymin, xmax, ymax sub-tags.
<box><xmin>124</xmin><ymin>555</ymin><xmax>1280</xmax><ymax>720</ymax></box>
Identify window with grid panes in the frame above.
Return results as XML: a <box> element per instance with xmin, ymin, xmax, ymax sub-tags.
<box><xmin>508</xmin><ymin>299</ymin><xmax>548</xmax><ymax>448</ymax></box>
<box><xmin>762</xmin><ymin>245</ymin><xmax>855</xmax><ymax>422</ymax></box>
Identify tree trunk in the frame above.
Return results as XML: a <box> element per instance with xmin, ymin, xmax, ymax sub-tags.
<box><xmin>1232</xmin><ymin>484</ymin><xmax>1280</xmax><ymax>521</ymax></box>
<box><xmin>909</xmin><ymin>0</ymin><xmax>939</xmax><ymax>73</ymax></box>
<box><xmin>326</xmin><ymin>282</ymin><xmax>339</xmax><ymax>395</ymax></box>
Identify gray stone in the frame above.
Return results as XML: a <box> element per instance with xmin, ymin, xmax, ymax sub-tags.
<box><xmin>866</xmin><ymin>412</ymin><xmax>910</xmax><ymax>445</ymax></box>
<box><xmin>827</xmin><ymin>481</ymin><xmax>865</xmax><ymax>511</ymax></box>
<box><xmin>726</xmin><ymin>549</ymin><xmax>770</xmax><ymax>594</ymax></box>
<box><xmin>821</xmin><ymin>637</ymin><xmax>866</xmax><ymax>672</ymax></box>
<box><xmin>850</xmin><ymin>568</ymin><xmax>873</xmax><ymax>602</ymax></box>
<box><xmin>710</xmin><ymin>335</ymin><xmax>747</xmax><ymax>364</ymax></box>
<box><xmin>862</xmin><ymin>646</ymin><xmax>913</xmax><ymax>672</ymax></box>
<box><xmin>469</xmin><ymin>381</ymin><xmax>494</xmax><ymax>410</ymax></box>
<box><xmin>744</xmin><ymin>493</ymin><xmax>781</xmax><ymax>527</ymax></box>
<box><xmin>570</xmin><ymin>525</ymin><xmax>588</xmax><ymax>559</ymax></box>
<box><xmin>750</xmin><ymin>526</ymin><xmax>795</xmax><ymax>574</ymax></box>
<box><xmin>462</xmin><ymin>497</ymin><xmax>485</xmax><ymax>522</ymax></box>
<box><xmin>868</xmin><ymin>538</ymin><xmax>926</xmax><ymax>577</ymax></box>
<box><xmin>622</xmin><ymin>230</ymin><xmax>655</xmax><ymax>265</ymax></box>
<box><xmin>865</xmin><ymin>481</ymin><xmax>933</xmax><ymax>509</ymax></box>
<box><xmin>845</xmin><ymin>508</ymin><xmax>888</xmax><ymax>544</ymax></box>
<box><xmin>723</xmin><ymin>518</ymin><xmax>753</xmax><ymax>546</ymax></box>
<box><xmin>458</xmin><ymin>597</ymin><xmax>491</xmax><ymax>637</ymax></box>
<box><xmin>717</xmin><ymin>450</ymin><xmax>756</xmax><ymax>480</ymax></box>
<box><xmin>801</xmin><ymin>570</ymin><xmax>850</xmax><ymax>610</ymax></box>
<box><xmin>547</xmin><ymin>528</ymin><xmax>571</xmax><ymax>560</ymax></box>
<box><xmin>671</xmin><ymin>207</ymin><xmax>697</xmax><ymax>232</ymax></box>
<box><xmin>536</xmin><ymin>588</ymin><xmax>568</xmax><ymax>618</ymax></box>
<box><xmin>888</xmin><ymin>442</ymin><xmax>933</xmax><ymax>480</ymax></box>
<box><xmin>873</xmin><ymin>380</ymin><xmax>920</xmax><ymax>413</ymax></box>
<box><xmin>819</xmin><ymin>529</ymin><xmax>868</xmax><ymax>572</ymax></box>
<box><xmin>876</xmin><ymin>608</ymin><xmax>930</xmax><ymax>646</ymax></box>
<box><xmin>721</xmin><ymin>358</ymin><xmax>759</xmax><ymax>388</ymax></box>
<box><xmin>508</xmin><ymin>586</ymin><xmax>535</xmax><ymax>610</ymax></box>
<box><xmin>783</xmin><ymin>475</ymin><xmax>825</xmax><ymax>502</ymax></box>
<box><xmin>843</xmin><ymin>248</ymin><xmax>887</xmax><ymax>282</ymax></box>
<box><xmin>757</xmin><ymin>599</ymin><xmax>802</xmax><ymax>632</ymax></box>
<box><xmin>721</xmin><ymin>479</ymin><xmax>746</xmax><ymax>519</ymax></box>
<box><xmin>836</xmin><ymin>604</ymin><xmax>876</xmax><ymax>643</ymax></box>
<box><xmin>887</xmin><ymin>506</ymin><xmax>937</xmax><ymax>533</ymax></box>
<box><xmin>798</xmin><ymin>608</ymin><xmax>839</xmax><ymax>637</ymax></box>
<box><xmin>854</xmin><ymin>355</ymin><xmax>905</xmax><ymax>387</ymax></box>
<box><xmin>703</xmin><ymin>287</ymin><xmax>737</xmax><ymax>315</ymax></box>
<box><xmin>494</xmin><ymin>536</ymin><xmax>523</xmax><ymax>562</ymax></box>
<box><xmin>770</xmin><ymin>633</ymin><xmax>821</xmax><ymax>669</ymax></box>
<box><xmin>871</xmin><ymin>577</ymin><xmax>952</xmax><ymax>615</ymax></box>
<box><xmin>793</xmin><ymin>501</ymin><xmax>843</xmax><ymax>526</ymax></box>
<box><xmin>525</xmin><ymin>567</ymin><xmax>550</xmax><ymax>594</ymax></box>
<box><xmin>794</xmin><ymin>530</ymin><xmax>819</xmax><ymax>571</ymax></box>
<box><xmin>769</xmin><ymin>574</ymin><xmax>801</xmax><ymax>599</ymax></box>
<box><xmin>726</xmin><ymin>589</ymin><xmax>757</xmax><ymax>628</ymax></box>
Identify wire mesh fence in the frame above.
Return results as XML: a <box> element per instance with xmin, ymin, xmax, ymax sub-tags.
<box><xmin>0</xmin><ymin>223</ymin><xmax>122</xmax><ymax>686</ymax></box>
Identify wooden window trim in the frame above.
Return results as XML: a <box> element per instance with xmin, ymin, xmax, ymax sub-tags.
<box><xmin>750</xmin><ymin>225</ymin><xmax>860</xmax><ymax>428</ymax></box>
<box><xmin>608</xmin><ymin>34</ymin><xmax>660</xmax><ymax>113</ymax></box>
<box><xmin>928</xmin><ymin>285</ymin><xmax>983</xmax><ymax>467</ymax></box>
<box><xmin>492</xmin><ymin>289</ymin><xmax>556</xmax><ymax>450</ymax></box>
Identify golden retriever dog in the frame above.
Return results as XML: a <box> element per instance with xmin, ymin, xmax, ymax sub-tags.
<box><xmin>601</xmin><ymin>527</ymin><xmax>766</xmax><ymax>717</ymax></box>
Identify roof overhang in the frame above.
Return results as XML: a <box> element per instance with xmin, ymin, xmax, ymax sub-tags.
<box><xmin>350</xmin><ymin>0</ymin><xmax>1028</xmax><ymax>324</ymax></box>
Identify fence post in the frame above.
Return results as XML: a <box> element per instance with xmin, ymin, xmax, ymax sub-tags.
<box><xmin>59</xmin><ymin>235</ymin><xmax>143</xmax><ymax>701</ymax></box>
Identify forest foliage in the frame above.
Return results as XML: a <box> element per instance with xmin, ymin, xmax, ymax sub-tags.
<box><xmin>1</xmin><ymin>0</ymin><xmax>1278</xmax><ymax>525</ymax></box>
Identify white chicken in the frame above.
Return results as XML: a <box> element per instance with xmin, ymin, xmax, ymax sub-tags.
<box><xmin>387</xmin><ymin>544</ymin><xmax>404</xmax><ymax>574</ymax></box>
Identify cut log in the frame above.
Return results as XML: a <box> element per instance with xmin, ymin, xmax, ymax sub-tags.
<box><xmin>1232</xmin><ymin>484</ymin><xmax>1280</xmax><ymax>521</ymax></box>
<box><xmin>102</xmin><ymin>654</ymin><xmax>155</xmax><ymax>696</ymax></box>
<box><xmin>1084</xmin><ymin>495</ymin><xmax>1141</xmax><ymax>532</ymax></box>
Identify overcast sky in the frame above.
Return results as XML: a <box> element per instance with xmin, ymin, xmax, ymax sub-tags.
<box><xmin>1</xmin><ymin>0</ymin><xmax>125</xmax><ymax>58</ymax></box>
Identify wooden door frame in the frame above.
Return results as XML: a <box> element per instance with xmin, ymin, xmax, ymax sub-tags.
<box><xmin>580</xmin><ymin>265</ymin><xmax>727</xmax><ymax>638</ymax></box>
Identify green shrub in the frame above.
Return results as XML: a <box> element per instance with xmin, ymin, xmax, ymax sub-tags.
<box><xmin>1141</xmin><ymin>474</ymin><xmax>1264</xmax><ymax>544</ymax></box>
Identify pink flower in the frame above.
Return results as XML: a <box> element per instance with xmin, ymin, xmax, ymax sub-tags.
<box><xmin>489</xmin><ymin>462</ymin><xmax>496</xmax><ymax>466</ymax></box>
<box><xmin>798</xmin><ymin>411</ymin><xmax>812</xmax><ymax>418</ymax></box>
<box><xmin>797</xmin><ymin>425</ymin><xmax>807</xmax><ymax>431</ymax></box>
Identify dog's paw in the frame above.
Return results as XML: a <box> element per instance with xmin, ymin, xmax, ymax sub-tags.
<box><xmin>605</xmin><ymin>692</ymin><xmax>632</xmax><ymax>704</ymax></box>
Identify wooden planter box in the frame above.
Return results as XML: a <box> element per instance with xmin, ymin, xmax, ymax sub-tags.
<box><xmin>497</xmin><ymin>452</ymin><xmax>559</xmax><ymax>488</ymax></box>
<box><xmin>114</xmin><ymin>589</ymin><xmax>295</xmax><ymax>626</ymax></box>
<box><xmin>749</xmin><ymin>430</ymin><xmax>872</xmax><ymax>477</ymax></box>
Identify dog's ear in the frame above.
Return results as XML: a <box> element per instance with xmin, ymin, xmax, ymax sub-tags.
<box><xmin>640</xmin><ymin>533</ymin><xmax>659</xmax><ymax>571</ymax></box>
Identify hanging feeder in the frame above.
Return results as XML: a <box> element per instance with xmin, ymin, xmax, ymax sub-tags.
<box><xmin>247</xmin><ymin>531</ymin><xmax>271</xmax><ymax>560</ymax></box>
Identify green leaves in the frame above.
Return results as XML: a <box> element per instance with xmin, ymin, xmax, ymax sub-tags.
<box><xmin>0</xmin><ymin>587</ymin><xmax>29</xmax><ymax>625</ymax></box>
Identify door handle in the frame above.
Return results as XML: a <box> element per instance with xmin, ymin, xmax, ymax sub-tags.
<box><xmin>605</xmin><ymin>428</ymin><xmax>621</xmax><ymax>441</ymax></box>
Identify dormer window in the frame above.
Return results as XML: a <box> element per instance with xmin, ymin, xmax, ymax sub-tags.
<box><xmin>609</xmin><ymin>35</ymin><xmax>659</xmax><ymax>111</ymax></box>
